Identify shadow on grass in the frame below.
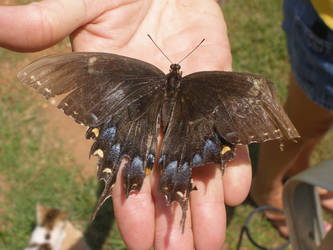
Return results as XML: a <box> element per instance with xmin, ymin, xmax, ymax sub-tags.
<box><xmin>84</xmin><ymin>182</ymin><xmax>115</xmax><ymax>250</ymax></box>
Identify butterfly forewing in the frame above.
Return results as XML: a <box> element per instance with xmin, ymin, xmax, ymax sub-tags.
<box><xmin>17</xmin><ymin>52</ymin><xmax>166</xmax><ymax>126</ymax></box>
<box><xmin>181</xmin><ymin>71</ymin><xmax>300</xmax><ymax>144</ymax></box>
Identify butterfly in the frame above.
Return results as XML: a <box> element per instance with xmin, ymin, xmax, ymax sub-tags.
<box><xmin>17</xmin><ymin>51</ymin><xmax>299</xmax><ymax>232</ymax></box>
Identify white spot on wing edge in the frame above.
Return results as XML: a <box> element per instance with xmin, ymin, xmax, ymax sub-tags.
<box><xmin>103</xmin><ymin>168</ymin><xmax>112</xmax><ymax>174</ymax></box>
<box><xmin>93</xmin><ymin>149</ymin><xmax>104</xmax><ymax>158</ymax></box>
<box><xmin>177</xmin><ymin>191</ymin><xmax>184</xmax><ymax>198</ymax></box>
<box><xmin>88</xmin><ymin>56</ymin><xmax>97</xmax><ymax>74</ymax></box>
<box><xmin>88</xmin><ymin>56</ymin><xmax>97</xmax><ymax>65</ymax></box>
<box><xmin>44</xmin><ymin>88</ymin><xmax>51</xmax><ymax>93</ymax></box>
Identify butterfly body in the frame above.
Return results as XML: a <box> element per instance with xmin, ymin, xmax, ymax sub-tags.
<box><xmin>161</xmin><ymin>64</ymin><xmax>183</xmax><ymax>131</ymax></box>
<box><xmin>18</xmin><ymin>52</ymin><xmax>300</xmax><ymax>232</ymax></box>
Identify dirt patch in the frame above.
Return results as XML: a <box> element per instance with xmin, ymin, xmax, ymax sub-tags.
<box><xmin>43</xmin><ymin>102</ymin><xmax>97</xmax><ymax>178</ymax></box>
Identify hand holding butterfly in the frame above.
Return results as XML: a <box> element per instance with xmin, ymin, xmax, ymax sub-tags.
<box><xmin>0</xmin><ymin>0</ymin><xmax>252</xmax><ymax>249</ymax></box>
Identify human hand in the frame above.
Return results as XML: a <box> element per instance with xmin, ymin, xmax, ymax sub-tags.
<box><xmin>0</xmin><ymin>0</ymin><xmax>252</xmax><ymax>249</ymax></box>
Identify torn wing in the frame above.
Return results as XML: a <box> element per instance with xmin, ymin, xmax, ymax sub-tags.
<box><xmin>181</xmin><ymin>71</ymin><xmax>300</xmax><ymax>145</ymax></box>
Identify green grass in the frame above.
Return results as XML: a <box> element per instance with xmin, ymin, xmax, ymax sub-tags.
<box><xmin>225</xmin><ymin>205</ymin><xmax>290</xmax><ymax>249</ymax></box>
<box><xmin>0</xmin><ymin>0</ymin><xmax>332</xmax><ymax>249</ymax></box>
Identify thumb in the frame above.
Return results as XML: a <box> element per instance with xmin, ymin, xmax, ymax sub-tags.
<box><xmin>0</xmin><ymin>0</ymin><xmax>101</xmax><ymax>52</ymax></box>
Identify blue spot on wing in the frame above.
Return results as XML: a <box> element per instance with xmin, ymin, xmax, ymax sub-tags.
<box><xmin>203</xmin><ymin>139</ymin><xmax>219</xmax><ymax>162</ymax></box>
<box><xmin>192</xmin><ymin>153</ymin><xmax>203</xmax><ymax>167</ymax></box>
<box><xmin>132</xmin><ymin>156</ymin><xmax>143</xmax><ymax>168</ymax></box>
<box><xmin>101</xmin><ymin>126</ymin><xmax>116</xmax><ymax>145</ymax></box>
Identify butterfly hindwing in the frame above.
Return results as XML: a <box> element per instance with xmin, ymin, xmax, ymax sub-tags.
<box><xmin>159</xmin><ymin>93</ymin><xmax>236</xmax><ymax>232</ymax></box>
<box><xmin>87</xmin><ymin>95</ymin><xmax>162</xmax><ymax>219</ymax></box>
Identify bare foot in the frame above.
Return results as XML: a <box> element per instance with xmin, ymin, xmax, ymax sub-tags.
<box><xmin>251</xmin><ymin>180</ymin><xmax>333</xmax><ymax>238</ymax></box>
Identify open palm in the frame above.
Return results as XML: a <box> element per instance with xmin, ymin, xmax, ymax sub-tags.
<box><xmin>0</xmin><ymin>0</ymin><xmax>251</xmax><ymax>249</ymax></box>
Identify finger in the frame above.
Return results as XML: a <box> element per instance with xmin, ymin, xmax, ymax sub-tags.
<box><xmin>223</xmin><ymin>145</ymin><xmax>252</xmax><ymax>206</ymax></box>
<box><xmin>112</xmin><ymin>160</ymin><xmax>155</xmax><ymax>250</ymax></box>
<box><xmin>153</xmin><ymin>168</ymin><xmax>194</xmax><ymax>250</ymax></box>
<box><xmin>0</xmin><ymin>0</ymin><xmax>109</xmax><ymax>51</ymax></box>
<box><xmin>191</xmin><ymin>164</ymin><xmax>226</xmax><ymax>250</ymax></box>
<box><xmin>0</xmin><ymin>0</ymin><xmax>83</xmax><ymax>51</ymax></box>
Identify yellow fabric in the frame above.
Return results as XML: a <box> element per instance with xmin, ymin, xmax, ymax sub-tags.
<box><xmin>311</xmin><ymin>0</ymin><xmax>333</xmax><ymax>29</ymax></box>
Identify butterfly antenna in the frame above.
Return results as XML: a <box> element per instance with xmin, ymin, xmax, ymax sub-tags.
<box><xmin>177</xmin><ymin>38</ymin><xmax>205</xmax><ymax>64</ymax></box>
<box><xmin>147</xmin><ymin>34</ymin><xmax>173</xmax><ymax>64</ymax></box>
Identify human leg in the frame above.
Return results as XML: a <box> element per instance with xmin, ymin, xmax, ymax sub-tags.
<box><xmin>251</xmin><ymin>73</ymin><xmax>333</xmax><ymax>236</ymax></box>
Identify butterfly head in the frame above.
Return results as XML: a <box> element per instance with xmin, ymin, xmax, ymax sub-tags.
<box><xmin>170</xmin><ymin>64</ymin><xmax>181</xmax><ymax>74</ymax></box>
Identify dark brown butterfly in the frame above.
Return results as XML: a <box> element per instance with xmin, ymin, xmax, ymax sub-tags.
<box><xmin>17</xmin><ymin>52</ymin><xmax>299</xmax><ymax>232</ymax></box>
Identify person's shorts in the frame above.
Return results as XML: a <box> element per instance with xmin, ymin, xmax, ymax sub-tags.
<box><xmin>282</xmin><ymin>0</ymin><xmax>333</xmax><ymax>111</ymax></box>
